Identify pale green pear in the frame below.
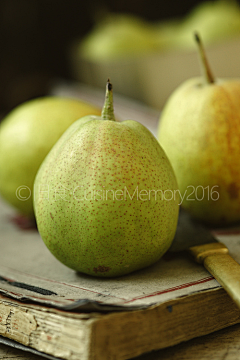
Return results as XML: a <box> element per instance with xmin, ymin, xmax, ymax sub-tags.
<box><xmin>0</xmin><ymin>97</ymin><xmax>101</xmax><ymax>217</ymax></box>
<box><xmin>167</xmin><ymin>0</ymin><xmax>240</xmax><ymax>51</ymax></box>
<box><xmin>34</xmin><ymin>81</ymin><xmax>179</xmax><ymax>277</ymax></box>
<box><xmin>158</xmin><ymin>33</ymin><xmax>240</xmax><ymax>226</ymax></box>
<box><xmin>79</xmin><ymin>13</ymin><xmax>160</xmax><ymax>61</ymax></box>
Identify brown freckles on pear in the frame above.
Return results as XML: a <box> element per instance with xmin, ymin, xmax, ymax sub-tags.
<box><xmin>158</xmin><ymin>32</ymin><xmax>240</xmax><ymax>226</ymax></box>
<box><xmin>34</xmin><ymin>80</ymin><xmax>179</xmax><ymax>277</ymax></box>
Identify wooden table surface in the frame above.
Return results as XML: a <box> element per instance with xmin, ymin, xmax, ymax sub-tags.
<box><xmin>0</xmin><ymin>322</ymin><xmax>240</xmax><ymax>360</ymax></box>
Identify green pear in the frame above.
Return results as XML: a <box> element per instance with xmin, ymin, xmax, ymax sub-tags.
<box><xmin>34</xmin><ymin>80</ymin><xmax>179</xmax><ymax>277</ymax></box>
<box><xmin>165</xmin><ymin>0</ymin><xmax>240</xmax><ymax>51</ymax></box>
<box><xmin>79</xmin><ymin>13</ymin><xmax>160</xmax><ymax>61</ymax></box>
<box><xmin>0</xmin><ymin>97</ymin><xmax>101</xmax><ymax>217</ymax></box>
<box><xmin>158</xmin><ymin>33</ymin><xmax>240</xmax><ymax>226</ymax></box>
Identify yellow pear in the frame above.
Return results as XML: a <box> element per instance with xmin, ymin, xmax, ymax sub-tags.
<box><xmin>158</xmin><ymin>33</ymin><xmax>240</xmax><ymax>226</ymax></box>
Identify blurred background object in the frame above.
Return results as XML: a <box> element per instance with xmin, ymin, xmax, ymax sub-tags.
<box><xmin>1</xmin><ymin>0</ymin><xmax>240</xmax><ymax>117</ymax></box>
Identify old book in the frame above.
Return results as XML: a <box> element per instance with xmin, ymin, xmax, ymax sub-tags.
<box><xmin>1</xmin><ymin>83</ymin><xmax>240</xmax><ymax>359</ymax></box>
<box><xmin>0</xmin><ymin>287</ymin><xmax>240</xmax><ymax>360</ymax></box>
<box><xmin>2</xmin><ymin>178</ymin><xmax>240</xmax><ymax>360</ymax></box>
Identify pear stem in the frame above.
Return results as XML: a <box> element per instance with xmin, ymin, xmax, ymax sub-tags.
<box><xmin>101</xmin><ymin>79</ymin><xmax>116</xmax><ymax>121</ymax></box>
<box><xmin>194</xmin><ymin>32</ymin><xmax>215</xmax><ymax>84</ymax></box>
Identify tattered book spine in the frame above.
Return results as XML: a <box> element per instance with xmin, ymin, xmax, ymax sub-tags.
<box><xmin>0</xmin><ymin>298</ymin><xmax>94</xmax><ymax>360</ymax></box>
<box><xmin>0</xmin><ymin>303</ymin><xmax>36</xmax><ymax>345</ymax></box>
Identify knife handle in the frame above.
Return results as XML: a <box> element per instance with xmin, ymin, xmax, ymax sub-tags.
<box><xmin>189</xmin><ymin>242</ymin><xmax>240</xmax><ymax>309</ymax></box>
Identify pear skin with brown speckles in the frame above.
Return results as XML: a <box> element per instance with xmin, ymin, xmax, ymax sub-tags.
<box><xmin>34</xmin><ymin>81</ymin><xmax>179</xmax><ymax>277</ymax></box>
<box><xmin>158</xmin><ymin>33</ymin><xmax>240</xmax><ymax>226</ymax></box>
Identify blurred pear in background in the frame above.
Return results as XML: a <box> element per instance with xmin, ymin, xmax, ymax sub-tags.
<box><xmin>70</xmin><ymin>0</ymin><xmax>240</xmax><ymax>109</ymax></box>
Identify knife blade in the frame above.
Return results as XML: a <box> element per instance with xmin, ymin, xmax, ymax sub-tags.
<box><xmin>170</xmin><ymin>208</ymin><xmax>240</xmax><ymax>310</ymax></box>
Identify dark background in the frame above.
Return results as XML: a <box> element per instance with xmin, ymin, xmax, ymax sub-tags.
<box><xmin>0</xmin><ymin>0</ymin><xmax>238</xmax><ymax>115</ymax></box>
